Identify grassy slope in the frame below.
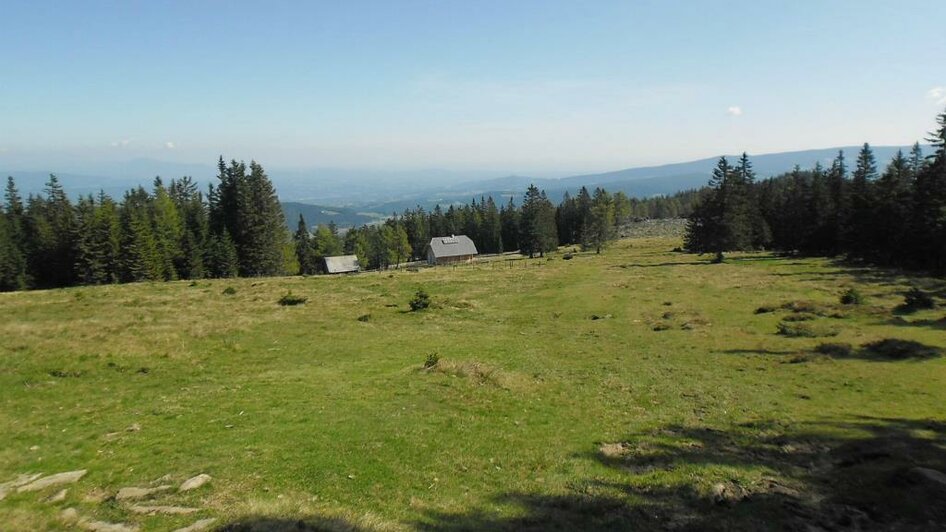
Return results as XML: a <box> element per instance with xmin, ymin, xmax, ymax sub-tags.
<box><xmin>1</xmin><ymin>238</ymin><xmax>944</xmax><ymax>531</ymax></box>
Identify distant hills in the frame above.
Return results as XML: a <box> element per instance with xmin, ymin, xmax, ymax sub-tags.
<box><xmin>281</xmin><ymin>202</ymin><xmax>387</xmax><ymax>230</ymax></box>
<box><xmin>3</xmin><ymin>145</ymin><xmax>929</xmax><ymax>223</ymax></box>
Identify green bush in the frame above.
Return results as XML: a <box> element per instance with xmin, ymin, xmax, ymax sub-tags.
<box><xmin>222</xmin><ymin>286</ymin><xmax>237</xmax><ymax>296</ymax></box>
<box><xmin>278</xmin><ymin>291</ymin><xmax>307</xmax><ymax>306</ymax></box>
<box><xmin>424</xmin><ymin>352</ymin><xmax>440</xmax><ymax>368</ymax></box>
<box><xmin>777</xmin><ymin>321</ymin><xmax>838</xmax><ymax>338</ymax></box>
<box><xmin>409</xmin><ymin>290</ymin><xmax>430</xmax><ymax>311</ymax></box>
<box><xmin>357</xmin><ymin>313</ymin><xmax>371</xmax><ymax>322</ymax></box>
<box><xmin>840</xmin><ymin>287</ymin><xmax>864</xmax><ymax>305</ymax></box>
<box><xmin>862</xmin><ymin>339</ymin><xmax>941</xmax><ymax>360</ymax></box>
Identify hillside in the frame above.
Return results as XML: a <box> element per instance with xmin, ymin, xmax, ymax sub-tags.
<box><xmin>1</xmin><ymin>238</ymin><xmax>944</xmax><ymax>530</ymax></box>
<box><xmin>281</xmin><ymin>202</ymin><xmax>387</xmax><ymax>230</ymax></box>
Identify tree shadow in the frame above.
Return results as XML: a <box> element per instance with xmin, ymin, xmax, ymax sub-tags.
<box><xmin>886</xmin><ymin>316</ymin><xmax>946</xmax><ymax>330</ymax></box>
<box><xmin>613</xmin><ymin>262</ymin><xmax>704</xmax><ymax>269</ymax></box>
<box><xmin>718</xmin><ymin>348</ymin><xmax>798</xmax><ymax>356</ymax></box>
<box><xmin>216</xmin><ymin>516</ymin><xmax>367</xmax><ymax>531</ymax></box>
<box><xmin>416</xmin><ymin>417</ymin><xmax>946</xmax><ymax>531</ymax></box>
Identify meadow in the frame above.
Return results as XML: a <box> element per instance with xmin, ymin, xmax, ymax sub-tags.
<box><xmin>1</xmin><ymin>237</ymin><xmax>944</xmax><ymax>531</ymax></box>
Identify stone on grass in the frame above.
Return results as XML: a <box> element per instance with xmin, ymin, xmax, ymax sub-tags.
<box><xmin>0</xmin><ymin>473</ymin><xmax>43</xmax><ymax>500</ymax></box>
<box><xmin>46</xmin><ymin>488</ymin><xmax>69</xmax><ymax>503</ymax></box>
<box><xmin>179</xmin><ymin>474</ymin><xmax>211</xmax><ymax>491</ymax></box>
<box><xmin>909</xmin><ymin>467</ymin><xmax>946</xmax><ymax>490</ymax></box>
<box><xmin>174</xmin><ymin>518</ymin><xmax>217</xmax><ymax>532</ymax></box>
<box><xmin>17</xmin><ymin>470</ymin><xmax>87</xmax><ymax>492</ymax></box>
<box><xmin>128</xmin><ymin>504</ymin><xmax>200</xmax><ymax>515</ymax></box>
<box><xmin>115</xmin><ymin>485</ymin><xmax>172</xmax><ymax>501</ymax></box>
<box><xmin>84</xmin><ymin>520</ymin><xmax>139</xmax><ymax>532</ymax></box>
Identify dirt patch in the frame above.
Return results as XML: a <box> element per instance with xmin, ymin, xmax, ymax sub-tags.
<box><xmin>599</xmin><ymin>442</ymin><xmax>630</xmax><ymax>459</ymax></box>
<box><xmin>421</xmin><ymin>359</ymin><xmax>529</xmax><ymax>390</ymax></box>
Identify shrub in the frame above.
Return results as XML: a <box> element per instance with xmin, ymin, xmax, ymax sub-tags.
<box><xmin>357</xmin><ymin>313</ymin><xmax>371</xmax><ymax>322</ymax></box>
<box><xmin>278</xmin><ymin>291</ymin><xmax>307</xmax><ymax>306</ymax></box>
<box><xmin>862</xmin><ymin>339</ymin><xmax>941</xmax><ymax>360</ymax></box>
<box><xmin>782</xmin><ymin>313</ymin><xmax>816</xmax><ymax>322</ymax></box>
<box><xmin>903</xmin><ymin>287</ymin><xmax>935</xmax><ymax>311</ymax></box>
<box><xmin>563</xmin><ymin>253</ymin><xmax>574</xmax><ymax>260</ymax></box>
<box><xmin>222</xmin><ymin>286</ymin><xmax>237</xmax><ymax>296</ymax></box>
<box><xmin>754</xmin><ymin>305</ymin><xmax>777</xmax><ymax>314</ymax></box>
<box><xmin>815</xmin><ymin>342</ymin><xmax>854</xmax><ymax>357</ymax></box>
<box><xmin>424</xmin><ymin>352</ymin><xmax>440</xmax><ymax>368</ymax></box>
<box><xmin>840</xmin><ymin>288</ymin><xmax>864</xmax><ymax>306</ymax></box>
<box><xmin>777</xmin><ymin>321</ymin><xmax>838</xmax><ymax>338</ymax></box>
<box><xmin>409</xmin><ymin>290</ymin><xmax>430</xmax><ymax>311</ymax></box>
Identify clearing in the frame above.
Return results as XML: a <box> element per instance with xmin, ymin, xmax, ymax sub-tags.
<box><xmin>1</xmin><ymin>238</ymin><xmax>944</xmax><ymax>530</ymax></box>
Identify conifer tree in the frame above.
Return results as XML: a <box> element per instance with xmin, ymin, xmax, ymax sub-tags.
<box><xmin>843</xmin><ymin>143</ymin><xmax>878</xmax><ymax>259</ymax></box>
<box><xmin>500</xmin><ymin>197</ymin><xmax>520</xmax><ymax>252</ymax></box>
<box><xmin>293</xmin><ymin>214</ymin><xmax>315</xmax><ymax>274</ymax></box>
<box><xmin>583</xmin><ymin>187</ymin><xmax>616</xmax><ymax>253</ymax></box>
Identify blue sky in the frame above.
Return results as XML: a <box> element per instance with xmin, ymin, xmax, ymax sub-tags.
<box><xmin>1</xmin><ymin>0</ymin><xmax>945</xmax><ymax>175</ymax></box>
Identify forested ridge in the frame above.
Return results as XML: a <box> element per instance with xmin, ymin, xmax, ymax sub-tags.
<box><xmin>0</xmin><ymin>162</ymin><xmax>688</xmax><ymax>287</ymax></box>
<box><xmin>685</xmin><ymin>109</ymin><xmax>946</xmax><ymax>273</ymax></box>
<box><xmin>3</xmin><ymin>108</ymin><xmax>944</xmax><ymax>291</ymax></box>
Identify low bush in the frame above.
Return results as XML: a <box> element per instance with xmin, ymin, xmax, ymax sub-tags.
<box><xmin>409</xmin><ymin>290</ymin><xmax>430</xmax><ymax>311</ymax></box>
<box><xmin>424</xmin><ymin>352</ymin><xmax>440</xmax><ymax>368</ymax></box>
<box><xmin>840</xmin><ymin>287</ymin><xmax>864</xmax><ymax>306</ymax></box>
<box><xmin>357</xmin><ymin>313</ymin><xmax>371</xmax><ymax>322</ymax></box>
<box><xmin>862</xmin><ymin>339</ymin><xmax>941</xmax><ymax>360</ymax></box>
<box><xmin>901</xmin><ymin>287</ymin><xmax>935</xmax><ymax>311</ymax></box>
<box><xmin>754</xmin><ymin>305</ymin><xmax>777</xmax><ymax>314</ymax></box>
<box><xmin>222</xmin><ymin>286</ymin><xmax>237</xmax><ymax>296</ymax></box>
<box><xmin>777</xmin><ymin>321</ymin><xmax>839</xmax><ymax>338</ymax></box>
<box><xmin>815</xmin><ymin>342</ymin><xmax>854</xmax><ymax>357</ymax></box>
<box><xmin>278</xmin><ymin>291</ymin><xmax>307</xmax><ymax>306</ymax></box>
<box><xmin>782</xmin><ymin>313</ymin><xmax>816</xmax><ymax>322</ymax></box>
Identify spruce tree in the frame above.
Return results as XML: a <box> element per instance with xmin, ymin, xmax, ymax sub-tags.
<box><xmin>293</xmin><ymin>214</ymin><xmax>315</xmax><ymax>274</ymax></box>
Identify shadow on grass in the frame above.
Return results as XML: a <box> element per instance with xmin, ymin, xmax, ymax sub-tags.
<box><xmin>216</xmin><ymin>516</ymin><xmax>367</xmax><ymax>531</ymax></box>
<box><xmin>414</xmin><ymin>418</ymin><xmax>946</xmax><ymax>531</ymax></box>
<box><xmin>886</xmin><ymin>316</ymin><xmax>946</xmax><ymax>330</ymax></box>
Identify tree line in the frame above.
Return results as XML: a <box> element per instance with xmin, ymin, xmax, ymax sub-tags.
<box><xmin>293</xmin><ymin>184</ymin><xmax>694</xmax><ymax>271</ymax></box>
<box><xmin>1</xmin><ymin>160</ymin><xmax>694</xmax><ymax>290</ymax></box>
<box><xmin>685</xmin><ymin>108</ymin><xmax>946</xmax><ymax>273</ymax></box>
<box><xmin>0</xmin><ymin>158</ymin><xmax>288</xmax><ymax>291</ymax></box>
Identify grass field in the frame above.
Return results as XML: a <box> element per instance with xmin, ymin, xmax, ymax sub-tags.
<box><xmin>2</xmin><ymin>237</ymin><xmax>945</xmax><ymax>531</ymax></box>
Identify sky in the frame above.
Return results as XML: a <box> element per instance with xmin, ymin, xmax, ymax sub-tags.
<box><xmin>2</xmin><ymin>0</ymin><xmax>945</xmax><ymax>176</ymax></box>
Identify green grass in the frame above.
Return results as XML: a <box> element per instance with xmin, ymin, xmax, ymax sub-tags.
<box><xmin>1</xmin><ymin>238</ymin><xmax>944</xmax><ymax>530</ymax></box>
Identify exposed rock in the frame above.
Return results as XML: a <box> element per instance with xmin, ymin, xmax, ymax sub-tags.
<box><xmin>46</xmin><ymin>488</ymin><xmax>69</xmax><ymax>503</ymax></box>
<box><xmin>908</xmin><ymin>467</ymin><xmax>946</xmax><ymax>490</ymax></box>
<box><xmin>126</xmin><ymin>423</ymin><xmax>142</xmax><ymax>432</ymax></box>
<box><xmin>115</xmin><ymin>485</ymin><xmax>172</xmax><ymax>501</ymax></box>
<box><xmin>84</xmin><ymin>520</ymin><xmax>139</xmax><ymax>532</ymax></box>
<box><xmin>711</xmin><ymin>482</ymin><xmax>746</xmax><ymax>505</ymax></box>
<box><xmin>174</xmin><ymin>518</ymin><xmax>217</xmax><ymax>532</ymax></box>
<box><xmin>61</xmin><ymin>508</ymin><xmax>137</xmax><ymax>532</ymax></box>
<box><xmin>0</xmin><ymin>473</ymin><xmax>43</xmax><ymax>500</ymax></box>
<box><xmin>17</xmin><ymin>470</ymin><xmax>87</xmax><ymax>492</ymax></box>
<box><xmin>128</xmin><ymin>504</ymin><xmax>199</xmax><ymax>515</ymax></box>
<box><xmin>179</xmin><ymin>474</ymin><xmax>211</xmax><ymax>491</ymax></box>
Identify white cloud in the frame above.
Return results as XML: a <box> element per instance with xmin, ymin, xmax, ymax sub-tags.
<box><xmin>726</xmin><ymin>106</ymin><xmax>743</xmax><ymax>116</ymax></box>
<box><xmin>928</xmin><ymin>87</ymin><xmax>946</xmax><ymax>106</ymax></box>
<box><xmin>165</xmin><ymin>141</ymin><xmax>175</xmax><ymax>149</ymax></box>
<box><xmin>111</xmin><ymin>139</ymin><xmax>132</xmax><ymax>148</ymax></box>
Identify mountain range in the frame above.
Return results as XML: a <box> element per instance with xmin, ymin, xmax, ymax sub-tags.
<box><xmin>2</xmin><ymin>145</ymin><xmax>928</xmax><ymax>224</ymax></box>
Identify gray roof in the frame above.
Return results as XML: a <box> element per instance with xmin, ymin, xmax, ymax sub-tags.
<box><xmin>427</xmin><ymin>235</ymin><xmax>478</xmax><ymax>258</ymax></box>
<box><xmin>323</xmin><ymin>255</ymin><xmax>360</xmax><ymax>273</ymax></box>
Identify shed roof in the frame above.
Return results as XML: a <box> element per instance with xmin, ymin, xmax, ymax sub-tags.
<box><xmin>427</xmin><ymin>235</ymin><xmax>478</xmax><ymax>258</ymax></box>
<box><xmin>323</xmin><ymin>255</ymin><xmax>360</xmax><ymax>273</ymax></box>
